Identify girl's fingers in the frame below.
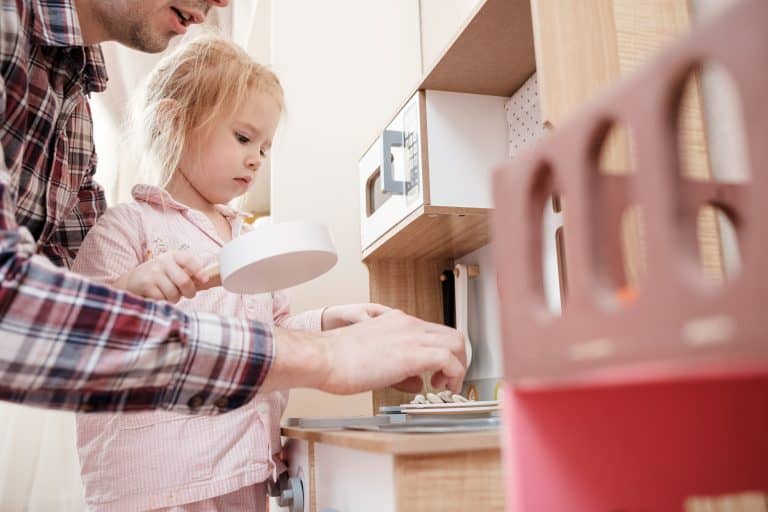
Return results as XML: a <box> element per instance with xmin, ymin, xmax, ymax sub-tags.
<box><xmin>164</xmin><ymin>261</ymin><xmax>197</xmax><ymax>299</ymax></box>
<box><xmin>365</xmin><ymin>303</ymin><xmax>392</xmax><ymax>317</ymax></box>
<box><xmin>173</xmin><ymin>251</ymin><xmax>205</xmax><ymax>276</ymax></box>
<box><xmin>146</xmin><ymin>286</ymin><xmax>166</xmax><ymax>302</ymax></box>
<box><xmin>155</xmin><ymin>274</ymin><xmax>182</xmax><ymax>303</ymax></box>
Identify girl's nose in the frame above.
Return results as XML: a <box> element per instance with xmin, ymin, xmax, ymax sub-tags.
<box><xmin>246</xmin><ymin>156</ymin><xmax>260</xmax><ymax>171</ymax></box>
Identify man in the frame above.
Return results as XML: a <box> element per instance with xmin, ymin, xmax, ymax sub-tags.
<box><xmin>0</xmin><ymin>0</ymin><xmax>466</xmax><ymax>415</ymax></box>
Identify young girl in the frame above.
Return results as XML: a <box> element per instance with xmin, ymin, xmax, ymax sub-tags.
<box><xmin>72</xmin><ymin>34</ymin><xmax>385</xmax><ymax>511</ymax></box>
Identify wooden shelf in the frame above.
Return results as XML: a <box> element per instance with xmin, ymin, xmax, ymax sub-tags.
<box><xmin>282</xmin><ymin>427</ymin><xmax>500</xmax><ymax>455</ymax></box>
<box><xmin>362</xmin><ymin>205</ymin><xmax>491</xmax><ymax>261</ymax></box>
<box><xmin>420</xmin><ymin>0</ymin><xmax>536</xmax><ymax>96</ymax></box>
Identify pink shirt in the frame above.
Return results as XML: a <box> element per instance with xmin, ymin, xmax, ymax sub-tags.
<box><xmin>72</xmin><ymin>184</ymin><xmax>322</xmax><ymax>511</ymax></box>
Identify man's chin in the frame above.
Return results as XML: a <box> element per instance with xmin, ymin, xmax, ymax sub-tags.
<box><xmin>124</xmin><ymin>33</ymin><xmax>174</xmax><ymax>54</ymax></box>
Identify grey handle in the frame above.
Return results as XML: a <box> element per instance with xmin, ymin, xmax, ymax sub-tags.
<box><xmin>268</xmin><ymin>473</ymin><xmax>304</xmax><ymax>512</ymax></box>
<box><xmin>381</xmin><ymin>129</ymin><xmax>406</xmax><ymax>194</ymax></box>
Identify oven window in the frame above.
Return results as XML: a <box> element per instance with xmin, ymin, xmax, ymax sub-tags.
<box><xmin>366</xmin><ymin>167</ymin><xmax>393</xmax><ymax>217</ymax></box>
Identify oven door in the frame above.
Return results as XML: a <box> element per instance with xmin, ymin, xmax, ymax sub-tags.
<box><xmin>359</xmin><ymin>93</ymin><xmax>423</xmax><ymax>251</ymax></box>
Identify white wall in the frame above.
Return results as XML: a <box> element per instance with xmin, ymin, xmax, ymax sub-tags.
<box><xmin>270</xmin><ymin>0</ymin><xmax>423</xmax><ymax>418</ymax></box>
<box><xmin>269</xmin><ymin>0</ymin><xmax>482</xmax><ymax>419</ymax></box>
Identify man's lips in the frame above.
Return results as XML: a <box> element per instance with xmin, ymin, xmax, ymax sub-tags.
<box><xmin>170</xmin><ymin>6</ymin><xmax>190</xmax><ymax>23</ymax></box>
<box><xmin>169</xmin><ymin>7</ymin><xmax>188</xmax><ymax>34</ymax></box>
<box><xmin>169</xmin><ymin>5</ymin><xmax>205</xmax><ymax>32</ymax></box>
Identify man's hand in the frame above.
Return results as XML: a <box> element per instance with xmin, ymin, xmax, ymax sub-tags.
<box><xmin>263</xmin><ymin>310</ymin><xmax>467</xmax><ymax>395</ymax></box>
<box><xmin>114</xmin><ymin>251</ymin><xmax>207</xmax><ymax>303</ymax></box>
<box><xmin>321</xmin><ymin>303</ymin><xmax>391</xmax><ymax>330</ymax></box>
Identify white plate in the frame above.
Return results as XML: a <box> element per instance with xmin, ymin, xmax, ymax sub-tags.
<box><xmin>398</xmin><ymin>400</ymin><xmax>499</xmax><ymax>410</ymax></box>
<box><xmin>402</xmin><ymin>405</ymin><xmax>500</xmax><ymax>415</ymax></box>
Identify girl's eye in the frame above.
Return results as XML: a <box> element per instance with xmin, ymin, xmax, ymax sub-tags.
<box><xmin>260</xmin><ymin>149</ymin><xmax>268</xmax><ymax>157</ymax></box>
<box><xmin>235</xmin><ymin>132</ymin><xmax>250</xmax><ymax>144</ymax></box>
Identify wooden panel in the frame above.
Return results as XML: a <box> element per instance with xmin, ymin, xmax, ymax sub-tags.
<box><xmin>613</xmin><ymin>0</ymin><xmax>724</xmax><ymax>283</ymax></box>
<box><xmin>394</xmin><ymin>449</ymin><xmax>504</xmax><ymax>512</ymax></box>
<box><xmin>531</xmin><ymin>0</ymin><xmax>620</xmax><ymax>126</ymax></box>
<box><xmin>492</xmin><ymin>0</ymin><xmax>768</xmax><ymax>384</ymax></box>
<box><xmin>362</xmin><ymin>206</ymin><xmax>491</xmax><ymax>261</ymax></box>
<box><xmin>612</xmin><ymin>1</ymin><xmax>709</xmax><ymax>178</ymax></box>
<box><xmin>282</xmin><ymin>427</ymin><xmax>501</xmax><ymax>455</ymax></box>
<box><xmin>367</xmin><ymin>258</ymin><xmax>453</xmax><ymax>410</ymax></box>
<box><xmin>533</xmin><ymin>0</ymin><xmax>724</xmax><ymax>289</ymax></box>
<box><xmin>371</xmin><ymin>388</ymin><xmax>415</xmax><ymax>415</ymax></box>
<box><xmin>367</xmin><ymin>259</ymin><xmax>450</xmax><ymax>321</ymax></box>
<box><xmin>309</xmin><ymin>440</ymin><xmax>316</xmax><ymax>512</ymax></box>
<box><xmin>685</xmin><ymin>492</ymin><xmax>768</xmax><ymax>512</ymax></box>
<box><xmin>612</xmin><ymin>0</ymin><xmax>692</xmax><ymax>72</ymax></box>
<box><xmin>420</xmin><ymin>0</ymin><xmax>536</xmax><ymax>96</ymax></box>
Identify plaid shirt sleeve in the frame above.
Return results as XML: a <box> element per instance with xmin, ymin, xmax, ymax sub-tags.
<box><xmin>1</xmin><ymin>81</ymin><xmax>274</xmax><ymax>414</ymax></box>
<box><xmin>0</xmin><ymin>210</ymin><xmax>275</xmax><ymax>415</ymax></box>
<box><xmin>49</xmin><ymin>103</ymin><xmax>108</xmax><ymax>267</ymax></box>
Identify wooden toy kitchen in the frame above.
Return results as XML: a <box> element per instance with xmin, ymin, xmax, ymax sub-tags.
<box><xmin>279</xmin><ymin>1</ymin><xmax>768</xmax><ymax>511</ymax></box>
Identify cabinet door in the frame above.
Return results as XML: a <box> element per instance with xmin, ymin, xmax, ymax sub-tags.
<box><xmin>532</xmin><ymin>0</ymin><xmax>694</xmax><ymax>127</ymax></box>
<box><xmin>530</xmin><ymin>0</ymin><xmax>726</xmax><ymax>292</ymax></box>
<box><xmin>314</xmin><ymin>444</ymin><xmax>396</xmax><ymax>512</ymax></box>
<box><xmin>310</xmin><ymin>442</ymin><xmax>504</xmax><ymax>512</ymax></box>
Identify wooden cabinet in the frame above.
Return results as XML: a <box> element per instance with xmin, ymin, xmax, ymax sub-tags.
<box><xmin>283</xmin><ymin>428</ymin><xmax>503</xmax><ymax>512</ymax></box>
<box><xmin>285</xmin><ymin>1</ymin><xmax>767</xmax><ymax>511</ymax></box>
<box><xmin>532</xmin><ymin>0</ymin><xmax>694</xmax><ymax>127</ymax></box>
<box><xmin>531</xmin><ymin>0</ymin><xmax>727</xmax><ymax>285</ymax></box>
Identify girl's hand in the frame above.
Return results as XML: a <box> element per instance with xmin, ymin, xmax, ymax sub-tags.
<box><xmin>321</xmin><ymin>303</ymin><xmax>391</xmax><ymax>331</ymax></box>
<box><xmin>114</xmin><ymin>251</ymin><xmax>207</xmax><ymax>303</ymax></box>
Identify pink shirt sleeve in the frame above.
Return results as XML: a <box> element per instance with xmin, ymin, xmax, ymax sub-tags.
<box><xmin>272</xmin><ymin>290</ymin><xmax>324</xmax><ymax>332</ymax></box>
<box><xmin>72</xmin><ymin>203</ymin><xmax>145</xmax><ymax>284</ymax></box>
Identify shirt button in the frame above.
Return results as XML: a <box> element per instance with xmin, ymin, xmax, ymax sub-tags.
<box><xmin>187</xmin><ymin>394</ymin><xmax>205</xmax><ymax>411</ymax></box>
<box><xmin>219</xmin><ymin>394</ymin><xmax>244</xmax><ymax>410</ymax></box>
<box><xmin>214</xmin><ymin>396</ymin><xmax>229</xmax><ymax>410</ymax></box>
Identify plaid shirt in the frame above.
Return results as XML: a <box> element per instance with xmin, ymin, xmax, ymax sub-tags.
<box><xmin>0</xmin><ymin>0</ymin><xmax>274</xmax><ymax>414</ymax></box>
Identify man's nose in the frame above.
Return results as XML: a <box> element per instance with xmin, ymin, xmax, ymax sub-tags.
<box><xmin>201</xmin><ymin>0</ymin><xmax>229</xmax><ymax>14</ymax></box>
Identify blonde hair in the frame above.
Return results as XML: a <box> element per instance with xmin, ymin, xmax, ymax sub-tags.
<box><xmin>130</xmin><ymin>32</ymin><xmax>284</xmax><ymax>187</ymax></box>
